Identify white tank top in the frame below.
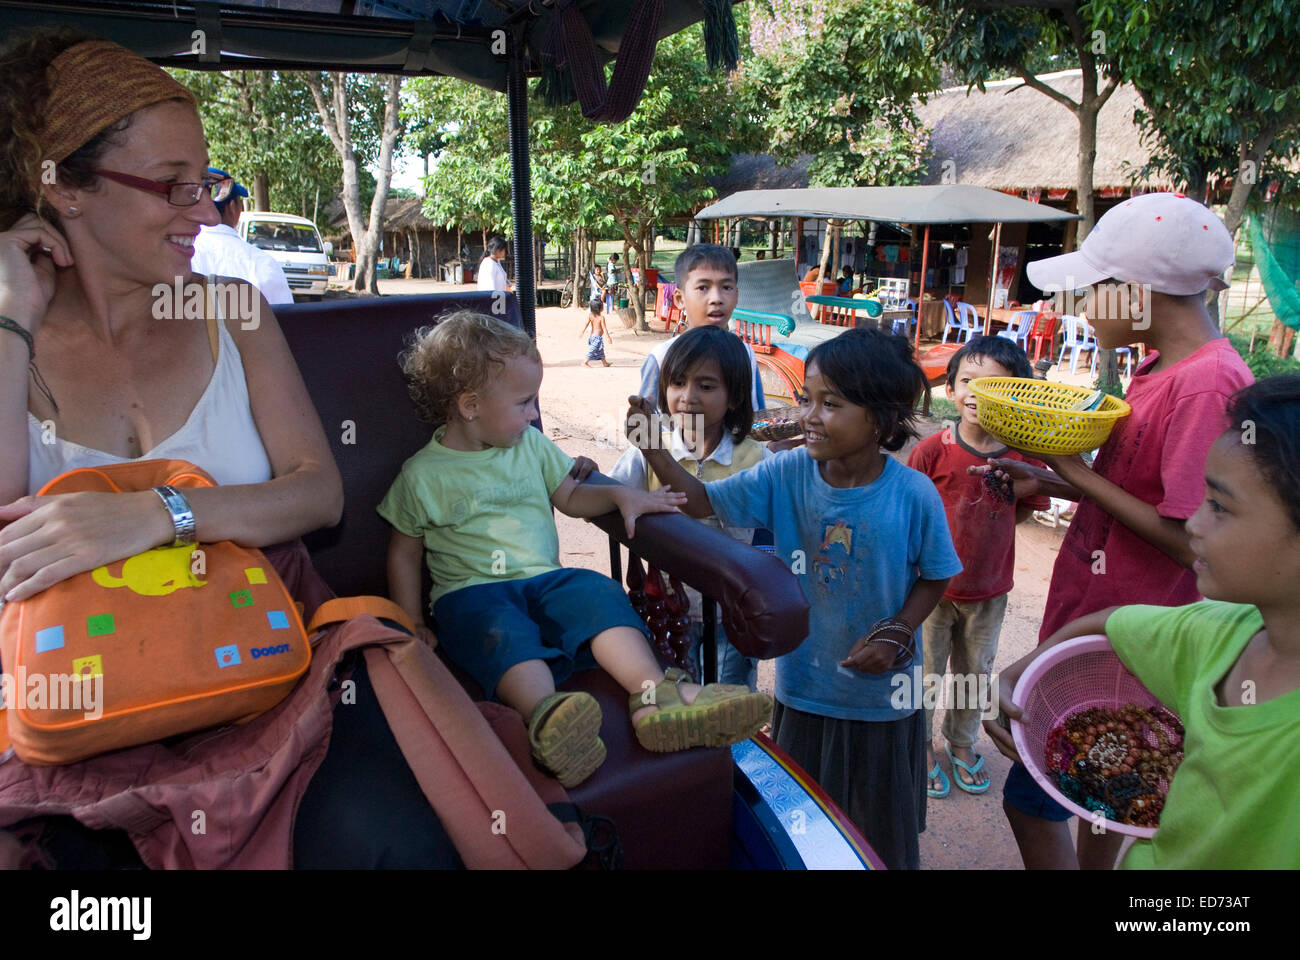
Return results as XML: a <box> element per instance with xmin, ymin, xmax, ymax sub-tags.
<box><xmin>27</xmin><ymin>318</ymin><xmax>273</xmax><ymax>493</ymax></box>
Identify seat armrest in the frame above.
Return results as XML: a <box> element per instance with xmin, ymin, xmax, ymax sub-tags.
<box><xmin>581</xmin><ymin>474</ymin><xmax>809</xmax><ymax>661</ymax></box>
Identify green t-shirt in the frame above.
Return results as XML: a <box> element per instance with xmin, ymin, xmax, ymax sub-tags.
<box><xmin>1107</xmin><ymin>601</ymin><xmax>1300</xmax><ymax>869</ymax></box>
<box><xmin>377</xmin><ymin>425</ymin><xmax>574</xmax><ymax>609</ymax></box>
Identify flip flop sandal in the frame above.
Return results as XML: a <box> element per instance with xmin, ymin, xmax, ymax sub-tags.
<box><xmin>927</xmin><ymin>762</ymin><xmax>950</xmax><ymax>799</ymax></box>
<box><xmin>945</xmin><ymin>743</ymin><xmax>991</xmax><ymax>794</ymax></box>
<box><xmin>528</xmin><ymin>691</ymin><xmax>606</xmax><ymax>788</ymax></box>
<box><xmin>629</xmin><ymin>668</ymin><xmax>773</xmax><ymax>753</ymax></box>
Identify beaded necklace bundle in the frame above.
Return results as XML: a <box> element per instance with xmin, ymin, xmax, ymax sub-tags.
<box><xmin>1043</xmin><ymin>703</ymin><xmax>1184</xmax><ymax>828</ymax></box>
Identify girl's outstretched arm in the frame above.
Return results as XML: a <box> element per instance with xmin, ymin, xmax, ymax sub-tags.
<box><xmin>625</xmin><ymin>396</ymin><xmax>713</xmax><ymax>518</ymax></box>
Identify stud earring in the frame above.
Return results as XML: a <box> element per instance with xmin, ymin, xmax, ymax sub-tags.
<box><xmin>66</xmin><ymin>206</ymin><xmax>80</xmax><ymax>217</ymax></box>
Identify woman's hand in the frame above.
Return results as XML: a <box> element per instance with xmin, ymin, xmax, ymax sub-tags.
<box><xmin>415</xmin><ymin>624</ymin><xmax>438</xmax><ymax>651</ymax></box>
<box><xmin>0</xmin><ymin>214</ymin><xmax>75</xmax><ymax>333</ymax></box>
<box><xmin>0</xmin><ymin>491</ymin><xmax>172</xmax><ymax>601</ymax></box>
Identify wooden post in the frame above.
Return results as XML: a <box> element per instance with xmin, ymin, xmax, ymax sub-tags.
<box><xmin>914</xmin><ymin>224</ymin><xmax>931</xmax><ymax>353</ymax></box>
<box><xmin>794</xmin><ymin>217</ymin><xmax>804</xmax><ymax>275</ymax></box>
<box><xmin>985</xmin><ymin>222</ymin><xmax>1002</xmax><ymax>335</ymax></box>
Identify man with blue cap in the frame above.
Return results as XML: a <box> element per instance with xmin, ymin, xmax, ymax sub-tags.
<box><xmin>191</xmin><ymin>168</ymin><xmax>294</xmax><ymax>305</ymax></box>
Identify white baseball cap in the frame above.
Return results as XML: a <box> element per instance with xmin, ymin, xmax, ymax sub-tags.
<box><xmin>1027</xmin><ymin>192</ymin><xmax>1234</xmax><ymax>296</ymax></box>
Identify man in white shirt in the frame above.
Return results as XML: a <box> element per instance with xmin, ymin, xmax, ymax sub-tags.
<box><xmin>476</xmin><ymin>235</ymin><xmax>511</xmax><ymax>293</ymax></box>
<box><xmin>191</xmin><ymin>168</ymin><xmax>294</xmax><ymax>305</ymax></box>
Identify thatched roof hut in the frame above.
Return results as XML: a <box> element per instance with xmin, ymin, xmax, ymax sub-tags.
<box><xmin>915</xmin><ymin>69</ymin><xmax>1174</xmax><ymax>196</ymax></box>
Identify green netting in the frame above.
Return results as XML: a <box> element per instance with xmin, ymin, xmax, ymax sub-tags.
<box><xmin>1247</xmin><ymin>207</ymin><xmax>1300</xmax><ymax>332</ymax></box>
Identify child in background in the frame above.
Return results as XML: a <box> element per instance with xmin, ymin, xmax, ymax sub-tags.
<box><xmin>978</xmin><ymin>193</ymin><xmax>1253</xmax><ymax>868</ymax></box>
<box><xmin>381</xmin><ymin>312</ymin><xmax>772</xmax><ymax>788</ymax></box>
<box><xmin>908</xmin><ymin>336</ymin><xmax>1048</xmax><ymax>799</ymax></box>
<box><xmin>612</xmin><ymin>325</ymin><xmax>768</xmax><ymax>689</ymax></box>
<box><xmin>589</xmin><ymin>264</ymin><xmax>607</xmax><ymax>306</ymax></box>
<box><xmin>838</xmin><ymin>266</ymin><xmax>855</xmax><ymax>295</ymax></box>
<box><xmin>579</xmin><ymin>298</ymin><xmax>612</xmax><ymax>367</ymax></box>
<box><xmin>639</xmin><ymin>244</ymin><xmax>766</xmax><ymax>413</ymax></box>
<box><xmin>986</xmin><ymin>376</ymin><xmax>1300</xmax><ymax>868</ymax></box>
<box><xmin>629</xmin><ymin>327</ymin><xmax>962</xmax><ymax>869</ymax></box>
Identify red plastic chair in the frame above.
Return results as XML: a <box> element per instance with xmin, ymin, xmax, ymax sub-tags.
<box><xmin>1026</xmin><ymin>312</ymin><xmax>1061</xmax><ymax>364</ymax></box>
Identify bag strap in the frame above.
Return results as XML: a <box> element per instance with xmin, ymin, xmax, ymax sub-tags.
<box><xmin>205</xmin><ymin>275</ymin><xmax>220</xmax><ymax>364</ymax></box>
<box><xmin>306</xmin><ymin>596</ymin><xmax>415</xmax><ymax>635</ymax></box>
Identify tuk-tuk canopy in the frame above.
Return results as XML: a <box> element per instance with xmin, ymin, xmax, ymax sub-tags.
<box><xmin>696</xmin><ymin>185</ymin><xmax>1082</xmax><ymax>225</ymax></box>
<box><xmin>0</xmin><ymin>0</ymin><xmax>717</xmax><ymax>90</ymax></box>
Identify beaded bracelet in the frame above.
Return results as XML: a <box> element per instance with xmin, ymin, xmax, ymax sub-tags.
<box><xmin>0</xmin><ymin>314</ymin><xmax>58</xmax><ymax>412</ymax></box>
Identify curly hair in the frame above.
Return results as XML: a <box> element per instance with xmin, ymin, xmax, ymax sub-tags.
<box><xmin>399</xmin><ymin>310</ymin><xmax>541</xmax><ymax>426</ymax></box>
<box><xmin>0</xmin><ymin>28</ymin><xmax>118</xmax><ymax>227</ymax></box>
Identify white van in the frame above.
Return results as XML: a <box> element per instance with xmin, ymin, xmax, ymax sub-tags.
<box><xmin>237</xmin><ymin>211</ymin><xmax>333</xmax><ymax>299</ymax></box>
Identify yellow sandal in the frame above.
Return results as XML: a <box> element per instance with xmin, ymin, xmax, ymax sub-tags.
<box><xmin>629</xmin><ymin>668</ymin><xmax>772</xmax><ymax>753</ymax></box>
<box><xmin>528</xmin><ymin>691</ymin><xmax>606</xmax><ymax>788</ymax></box>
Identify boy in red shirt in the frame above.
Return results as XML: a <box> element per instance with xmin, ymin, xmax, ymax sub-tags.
<box><xmin>909</xmin><ymin>336</ymin><xmax>1048</xmax><ymax>798</ymax></box>
<box><xmin>980</xmin><ymin>193</ymin><xmax>1252</xmax><ymax>868</ymax></box>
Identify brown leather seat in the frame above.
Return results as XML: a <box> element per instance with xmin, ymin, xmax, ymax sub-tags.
<box><xmin>276</xmin><ymin>293</ymin><xmax>808</xmax><ymax>868</ymax></box>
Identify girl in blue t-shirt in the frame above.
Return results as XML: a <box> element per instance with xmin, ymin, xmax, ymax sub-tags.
<box><xmin>627</xmin><ymin>327</ymin><xmax>962</xmax><ymax>869</ymax></box>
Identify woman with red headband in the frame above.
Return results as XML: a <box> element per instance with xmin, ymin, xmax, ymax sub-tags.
<box><xmin>0</xmin><ymin>31</ymin><xmax>458</xmax><ymax>869</ymax></box>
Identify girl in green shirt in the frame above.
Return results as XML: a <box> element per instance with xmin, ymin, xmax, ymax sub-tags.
<box><xmin>985</xmin><ymin>376</ymin><xmax>1300</xmax><ymax>868</ymax></box>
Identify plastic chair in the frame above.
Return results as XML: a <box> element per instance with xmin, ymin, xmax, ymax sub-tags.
<box><xmin>1025</xmin><ymin>312</ymin><xmax>1060</xmax><ymax>363</ymax></box>
<box><xmin>941</xmin><ymin>301</ymin><xmax>978</xmax><ymax>344</ymax></box>
<box><xmin>1089</xmin><ymin>335</ymin><xmax>1134</xmax><ymax>378</ymax></box>
<box><xmin>996</xmin><ymin>310</ymin><xmax>1037</xmax><ymax>347</ymax></box>
<box><xmin>1057</xmin><ymin>315</ymin><xmax>1095</xmax><ymax>374</ymax></box>
<box><xmin>891</xmin><ymin>299</ymin><xmax>917</xmax><ymax>338</ymax></box>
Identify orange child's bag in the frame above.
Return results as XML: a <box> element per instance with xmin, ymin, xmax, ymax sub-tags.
<box><xmin>0</xmin><ymin>460</ymin><xmax>311</xmax><ymax>765</ymax></box>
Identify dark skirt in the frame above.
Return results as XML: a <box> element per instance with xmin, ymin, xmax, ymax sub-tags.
<box><xmin>772</xmin><ymin>700</ymin><xmax>927</xmax><ymax>870</ymax></box>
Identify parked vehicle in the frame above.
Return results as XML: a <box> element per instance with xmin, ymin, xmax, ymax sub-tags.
<box><xmin>237</xmin><ymin>211</ymin><xmax>333</xmax><ymax>300</ymax></box>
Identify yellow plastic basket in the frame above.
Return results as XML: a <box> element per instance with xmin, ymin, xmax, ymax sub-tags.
<box><xmin>968</xmin><ymin>377</ymin><xmax>1131</xmax><ymax>456</ymax></box>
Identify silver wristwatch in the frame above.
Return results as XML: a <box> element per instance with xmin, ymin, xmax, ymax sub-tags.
<box><xmin>151</xmin><ymin>484</ymin><xmax>197</xmax><ymax>547</ymax></box>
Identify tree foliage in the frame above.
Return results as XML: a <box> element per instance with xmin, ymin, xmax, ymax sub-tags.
<box><xmin>174</xmin><ymin>69</ymin><xmax>386</xmax><ymax>219</ymax></box>
<box><xmin>405</xmin><ymin>21</ymin><xmax>758</xmax><ymax>316</ymax></box>
<box><xmin>1088</xmin><ymin>0</ymin><xmax>1300</xmax><ymax>235</ymax></box>
<box><xmin>737</xmin><ymin>0</ymin><xmax>940</xmax><ymax>186</ymax></box>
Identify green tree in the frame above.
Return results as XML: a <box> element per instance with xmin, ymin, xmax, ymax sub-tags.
<box><xmin>405</xmin><ymin>22</ymin><xmax>757</xmax><ymax>321</ymax></box>
<box><xmin>1089</xmin><ymin>0</ymin><xmax>1300</xmax><ymax>242</ymax></box>
<box><xmin>738</xmin><ymin>0</ymin><xmax>940</xmax><ymax>187</ymax></box>
<box><xmin>306</xmin><ymin>73</ymin><xmax>405</xmax><ymax>293</ymax></box>
<box><xmin>173</xmin><ymin>69</ymin><xmax>339</xmax><ymax>217</ymax></box>
<box><xmin>928</xmin><ymin>0</ymin><xmax>1118</xmax><ymax>238</ymax></box>
<box><xmin>405</xmin><ymin>77</ymin><xmax>514</xmax><ymax>262</ymax></box>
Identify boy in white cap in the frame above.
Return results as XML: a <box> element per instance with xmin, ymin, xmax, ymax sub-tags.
<box><xmin>976</xmin><ymin>193</ymin><xmax>1252</xmax><ymax>869</ymax></box>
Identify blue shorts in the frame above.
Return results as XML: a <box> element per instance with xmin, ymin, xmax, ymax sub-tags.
<box><xmin>1003</xmin><ymin>761</ymin><xmax>1073</xmax><ymax>822</ymax></box>
<box><xmin>432</xmin><ymin>568</ymin><xmax>651</xmax><ymax>699</ymax></box>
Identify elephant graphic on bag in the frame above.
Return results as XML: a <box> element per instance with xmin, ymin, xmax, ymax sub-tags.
<box><xmin>91</xmin><ymin>544</ymin><xmax>207</xmax><ymax>596</ymax></box>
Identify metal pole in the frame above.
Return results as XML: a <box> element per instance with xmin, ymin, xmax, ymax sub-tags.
<box><xmin>507</xmin><ymin>41</ymin><xmax>536</xmax><ymax>338</ymax></box>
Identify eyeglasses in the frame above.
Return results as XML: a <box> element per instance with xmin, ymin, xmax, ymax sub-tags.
<box><xmin>92</xmin><ymin>168</ymin><xmax>236</xmax><ymax>207</ymax></box>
